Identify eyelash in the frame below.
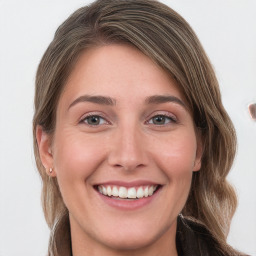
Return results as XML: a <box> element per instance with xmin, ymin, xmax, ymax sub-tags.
<box><xmin>79</xmin><ymin>113</ymin><xmax>177</xmax><ymax>127</ymax></box>
<box><xmin>79</xmin><ymin>113</ymin><xmax>110</xmax><ymax>127</ymax></box>
<box><xmin>146</xmin><ymin>113</ymin><xmax>177</xmax><ymax>126</ymax></box>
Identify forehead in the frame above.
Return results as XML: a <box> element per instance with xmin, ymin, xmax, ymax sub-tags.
<box><xmin>59</xmin><ymin>44</ymin><xmax>186</xmax><ymax>107</ymax></box>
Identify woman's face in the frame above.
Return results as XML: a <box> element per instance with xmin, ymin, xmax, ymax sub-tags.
<box><xmin>38</xmin><ymin>44</ymin><xmax>202</xmax><ymax>253</ymax></box>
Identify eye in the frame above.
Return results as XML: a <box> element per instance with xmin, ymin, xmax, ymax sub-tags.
<box><xmin>148</xmin><ymin>114</ymin><xmax>176</xmax><ymax>125</ymax></box>
<box><xmin>80</xmin><ymin>115</ymin><xmax>108</xmax><ymax>126</ymax></box>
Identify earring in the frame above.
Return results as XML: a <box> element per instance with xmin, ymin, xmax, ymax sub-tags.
<box><xmin>48</xmin><ymin>167</ymin><xmax>53</xmax><ymax>175</ymax></box>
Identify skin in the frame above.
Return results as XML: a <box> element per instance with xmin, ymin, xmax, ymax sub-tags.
<box><xmin>37</xmin><ymin>44</ymin><xmax>202</xmax><ymax>256</ymax></box>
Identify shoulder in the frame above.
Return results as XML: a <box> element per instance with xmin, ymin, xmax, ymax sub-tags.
<box><xmin>176</xmin><ymin>216</ymin><xmax>225</xmax><ymax>256</ymax></box>
<box><xmin>176</xmin><ymin>216</ymin><xmax>250</xmax><ymax>256</ymax></box>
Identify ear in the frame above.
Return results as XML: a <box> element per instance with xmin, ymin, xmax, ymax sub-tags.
<box><xmin>36</xmin><ymin>126</ymin><xmax>56</xmax><ymax>177</ymax></box>
<box><xmin>193</xmin><ymin>130</ymin><xmax>203</xmax><ymax>172</ymax></box>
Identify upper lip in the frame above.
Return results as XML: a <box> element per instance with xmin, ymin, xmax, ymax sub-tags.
<box><xmin>94</xmin><ymin>180</ymin><xmax>162</xmax><ymax>187</ymax></box>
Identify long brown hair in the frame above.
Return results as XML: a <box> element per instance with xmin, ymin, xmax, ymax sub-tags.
<box><xmin>33</xmin><ymin>0</ymin><xmax>240</xmax><ymax>255</ymax></box>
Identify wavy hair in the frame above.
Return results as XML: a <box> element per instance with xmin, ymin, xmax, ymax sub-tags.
<box><xmin>33</xmin><ymin>0</ymin><xmax>240</xmax><ymax>255</ymax></box>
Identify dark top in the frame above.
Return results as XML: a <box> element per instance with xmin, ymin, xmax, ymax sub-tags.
<box><xmin>176</xmin><ymin>216</ymin><xmax>224</xmax><ymax>256</ymax></box>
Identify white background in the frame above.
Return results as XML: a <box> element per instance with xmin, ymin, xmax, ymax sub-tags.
<box><xmin>0</xmin><ymin>0</ymin><xmax>255</xmax><ymax>255</ymax></box>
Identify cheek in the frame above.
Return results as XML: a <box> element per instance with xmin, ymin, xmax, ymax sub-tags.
<box><xmin>52</xmin><ymin>129</ymin><xmax>106</xmax><ymax>190</ymax></box>
<box><xmin>150</xmin><ymin>131</ymin><xmax>197</xmax><ymax>178</ymax></box>
<box><xmin>163</xmin><ymin>133</ymin><xmax>196</xmax><ymax>202</ymax></box>
<box><xmin>158</xmin><ymin>133</ymin><xmax>196</xmax><ymax>212</ymax></box>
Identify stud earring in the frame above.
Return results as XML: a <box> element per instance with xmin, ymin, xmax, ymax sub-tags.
<box><xmin>49</xmin><ymin>168</ymin><xmax>53</xmax><ymax>173</ymax></box>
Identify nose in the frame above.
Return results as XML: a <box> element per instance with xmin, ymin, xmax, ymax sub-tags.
<box><xmin>107</xmin><ymin>124</ymin><xmax>148</xmax><ymax>171</ymax></box>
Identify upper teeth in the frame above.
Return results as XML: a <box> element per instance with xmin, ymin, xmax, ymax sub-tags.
<box><xmin>98</xmin><ymin>185</ymin><xmax>158</xmax><ymax>199</ymax></box>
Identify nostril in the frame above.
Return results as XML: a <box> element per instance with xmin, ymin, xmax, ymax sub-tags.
<box><xmin>114</xmin><ymin>164</ymin><xmax>123</xmax><ymax>168</ymax></box>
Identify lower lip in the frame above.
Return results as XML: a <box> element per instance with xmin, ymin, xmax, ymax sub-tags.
<box><xmin>96</xmin><ymin>187</ymin><xmax>162</xmax><ymax>210</ymax></box>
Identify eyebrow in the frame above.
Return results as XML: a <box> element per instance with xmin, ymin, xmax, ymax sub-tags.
<box><xmin>68</xmin><ymin>95</ymin><xmax>116</xmax><ymax>109</ymax></box>
<box><xmin>68</xmin><ymin>94</ymin><xmax>186</xmax><ymax>110</ymax></box>
<box><xmin>145</xmin><ymin>95</ymin><xmax>186</xmax><ymax>108</ymax></box>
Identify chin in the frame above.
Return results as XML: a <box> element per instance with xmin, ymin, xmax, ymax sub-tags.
<box><xmin>101</xmin><ymin>232</ymin><xmax>160</xmax><ymax>251</ymax></box>
<box><xmin>94</xmin><ymin>219</ymin><xmax>174</xmax><ymax>252</ymax></box>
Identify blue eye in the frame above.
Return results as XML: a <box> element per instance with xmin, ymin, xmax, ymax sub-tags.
<box><xmin>148</xmin><ymin>115</ymin><xmax>176</xmax><ymax>125</ymax></box>
<box><xmin>81</xmin><ymin>115</ymin><xmax>107</xmax><ymax>126</ymax></box>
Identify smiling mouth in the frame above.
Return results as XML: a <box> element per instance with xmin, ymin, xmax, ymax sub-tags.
<box><xmin>95</xmin><ymin>185</ymin><xmax>160</xmax><ymax>200</ymax></box>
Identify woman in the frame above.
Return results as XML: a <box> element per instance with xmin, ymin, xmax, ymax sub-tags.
<box><xmin>33</xmin><ymin>0</ymin><xmax>246</xmax><ymax>255</ymax></box>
